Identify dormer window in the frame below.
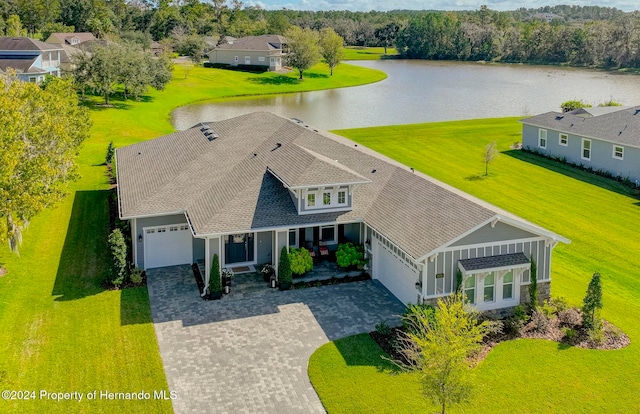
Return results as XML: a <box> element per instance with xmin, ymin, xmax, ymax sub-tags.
<box><xmin>338</xmin><ymin>191</ymin><xmax>346</xmax><ymax>204</ymax></box>
<box><xmin>323</xmin><ymin>192</ymin><xmax>331</xmax><ymax>205</ymax></box>
<box><xmin>307</xmin><ymin>193</ymin><xmax>315</xmax><ymax>207</ymax></box>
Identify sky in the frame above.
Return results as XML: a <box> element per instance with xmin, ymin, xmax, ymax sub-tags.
<box><xmin>243</xmin><ymin>0</ymin><xmax>639</xmax><ymax>12</ymax></box>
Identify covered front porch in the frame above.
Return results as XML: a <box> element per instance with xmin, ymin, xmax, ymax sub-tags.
<box><xmin>197</xmin><ymin>222</ymin><xmax>364</xmax><ymax>296</ymax></box>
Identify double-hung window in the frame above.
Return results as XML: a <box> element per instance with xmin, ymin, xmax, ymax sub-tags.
<box><xmin>559</xmin><ymin>133</ymin><xmax>568</xmax><ymax>146</ymax></box>
<box><xmin>502</xmin><ymin>271</ymin><xmax>514</xmax><ymax>300</ymax></box>
<box><xmin>483</xmin><ymin>273</ymin><xmax>495</xmax><ymax>303</ymax></box>
<box><xmin>582</xmin><ymin>138</ymin><xmax>591</xmax><ymax>161</ymax></box>
<box><xmin>538</xmin><ymin>129</ymin><xmax>547</xmax><ymax>149</ymax></box>
<box><xmin>613</xmin><ymin>145</ymin><xmax>624</xmax><ymax>160</ymax></box>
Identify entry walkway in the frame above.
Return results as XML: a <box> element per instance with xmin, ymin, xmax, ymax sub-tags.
<box><xmin>146</xmin><ymin>265</ymin><xmax>405</xmax><ymax>414</ymax></box>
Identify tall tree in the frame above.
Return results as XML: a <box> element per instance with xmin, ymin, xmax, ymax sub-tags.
<box><xmin>6</xmin><ymin>14</ymin><xmax>26</xmax><ymax>36</ymax></box>
<box><xmin>374</xmin><ymin>22</ymin><xmax>400</xmax><ymax>54</ymax></box>
<box><xmin>0</xmin><ymin>73</ymin><xmax>91</xmax><ymax>253</ymax></box>
<box><xmin>319</xmin><ymin>27</ymin><xmax>344</xmax><ymax>76</ymax></box>
<box><xmin>284</xmin><ymin>26</ymin><xmax>321</xmax><ymax>80</ymax></box>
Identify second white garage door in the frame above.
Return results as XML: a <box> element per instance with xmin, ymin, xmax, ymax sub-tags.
<box><xmin>143</xmin><ymin>224</ymin><xmax>193</xmax><ymax>270</ymax></box>
<box><xmin>373</xmin><ymin>239</ymin><xmax>419</xmax><ymax>306</ymax></box>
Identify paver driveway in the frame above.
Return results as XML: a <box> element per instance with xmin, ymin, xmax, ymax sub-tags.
<box><xmin>147</xmin><ymin>265</ymin><xmax>405</xmax><ymax>414</ymax></box>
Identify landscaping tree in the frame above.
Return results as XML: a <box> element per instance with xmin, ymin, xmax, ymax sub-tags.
<box><xmin>582</xmin><ymin>272</ymin><xmax>603</xmax><ymax>332</ymax></box>
<box><xmin>398</xmin><ymin>294</ymin><xmax>492</xmax><ymax>414</ymax></box>
<box><xmin>0</xmin><ymin>72</ymin><xmax>91</xmax><ymax>254</ymax></box>
<box><xmin>319</xmin><ymin>27</ymin><xmax>345</xmax><ymax>76</ymax></box>
<box><xmin>529</xmin><ymin>258</ymin><xmax>538</xmax><ymax>309</ymax></box>
<box><xmin>278</xmin><ymin>246</ymin><xmax>292</xmax><ymax>288</ymax></box>
<box><xmin>483</xmin><ymin>141</ymin><xmax>498</xmax><ymax>176</ymax></box>
<box><xmin>106</xmin><ymin>141</ymin><xmax>115</xmax><ymax>165</ymax></box>
<box><xmin>209</xmin><ymin>253</ymin><xmax>222</xmax><ymax>297</ymax></box>
<box><xmin>284</xmin><ymin>26</ymin><xmax>321</xmax><ymax>80</ymax></box>
<box><xmin>108</xmin><ymin>228</ymin><xmax>128</xmax><ymax>286</ymax></box>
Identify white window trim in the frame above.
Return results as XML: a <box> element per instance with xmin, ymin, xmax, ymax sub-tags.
<box><xmin>581</xmin><ymin>138</ymin><xmax>591</xmax><ymax>161</ymax></box>
<box><xmin>559</xmin><ymin>133</ymin><xmax>568</xmax><ymax>147</ymax></box>
<box><xmin>464</xmin><ymin>269</ymin><xmax>521</xmax><ymax>311</ymax></box>
<box><xmin>612</xmin><ymin>145</ymin><xmax>624</xmax><ymax>160</ymax></box>
<box><xmin>304</xmin><ymin>186</ymin><xmax>349</xmax><ymax>210</ymax></box>
<box><xmin>538</xmin><ymin>129</ymin><xmax>547</xmax><ymax>149</ymax></box>
<box><xmin>320</xmin><ymin>224</ymin><xmax>338</xmax><ymax>245</ymax></box>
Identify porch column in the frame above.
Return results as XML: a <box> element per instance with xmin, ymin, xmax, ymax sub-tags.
<box><xmin>203</xmin><ymin>237</ymin><xmax>210</xmax><ymax>296</ymax></box>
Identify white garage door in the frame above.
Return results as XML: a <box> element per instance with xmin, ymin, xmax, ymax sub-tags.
<box><xmin>143</xmin><ymin>224</ymin><xmax>193</xmax><ymax>269</ymax></box>
<box><xmin>373</xmin><ymin>239</ymin><xmax>419</xmax><ymax>305</ymax></box>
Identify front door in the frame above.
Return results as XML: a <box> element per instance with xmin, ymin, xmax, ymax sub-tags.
<box><xmin>225</xmin><ymin>233</ymin><xmax>254</xmax><ymax>264</ymax></box>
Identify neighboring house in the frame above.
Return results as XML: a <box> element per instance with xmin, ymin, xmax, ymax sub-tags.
<box><xmin>0</xmin><ymin>37</ymin><xmax>62</xmax><ymax>82</ymax></box>
<box><xmin>150</xmin><ymin>41</ymin><xmax>164</xmax><ymax>57</ymax></box>
<box><xmin>521</xmin><ymin>106</ymin><xmax>640</xmax><ymax>183</ymax></box>
<box><xmin>208</xmin><ymin>34</ymin><xmax>286</xmax><ymax>71</ymax></box>
<box><xmin>116</xmin><ymin>112</ymin><xmax>569</xmax><ymax>315</ymax></box>
<box><xmin>45</xmin><ymin>32</ymin><xmax>96</xmax><ymax>71</ymax></box>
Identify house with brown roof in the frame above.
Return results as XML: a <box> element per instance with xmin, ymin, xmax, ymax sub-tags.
<box><xmin>208</xmin><ymin>35</ymin><xmax>286</xmax><ymax>71</ymax></box>
<box><xmin>0</xmin><ymin>37</ymin><xmax>62</xmax><ymax>82</ymax></box>
<box><xmin>521</xmin><ymin>106</ymin><xmax>640</xmax><ymax>183</ymax></box>
<box><xmin>44</xmin><ymin>32</ymin><xmax>97</xmax><ymax>71</ymax></box>
<box><xmin>116</xmin><ymin>112</ymin><xmax>569</xmax><ymax>314</ymax></box>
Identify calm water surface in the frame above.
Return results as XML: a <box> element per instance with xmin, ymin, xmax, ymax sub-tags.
<box><xmin>171</xmin><ymin>60</ymin><xmax>640</xmax><ymax>131</ymax></box>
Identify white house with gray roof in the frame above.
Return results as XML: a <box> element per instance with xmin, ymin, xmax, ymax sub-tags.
<box><xmin>208</xmin><ymin>35</ymin><xmax>286</xmax><ymax>71</ymax></box>
<box><xmin>116</xmin><ymin>112</ymin><xmax>569</xmax><ymax>314</ymax></box>
<box><xmin>521</xmin><ymin>106</ymin><xmax>640</xmax><ymax>183</ymax></box>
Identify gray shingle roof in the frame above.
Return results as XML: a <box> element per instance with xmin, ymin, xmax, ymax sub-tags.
<box><xmin>0</xmin><ymin>37</ymin><xmax>61</xmax><ymax>51</ymax></box>
<box><xmin>459</xmin><ymin>252</ymin><xmax>530</xmax><ymax>272</ymax></box>
<box><xmin>521</xmin><ymin>106</ymin><xmax>640</xmax><ymax>148</ymax></box>
<box><xmin>117</xmin><ymin>112</ymin><xmax>563</xmax><ymax>259</ymax></box>
<box><xmin>0</xmin><ymin>57</ymin><xmax>41</xmax><ymax>73</ymax></box>
<box><xmin>214</xmin><ymin>35</ymin><xmax>286</xmax><ymax>52</ymax></box>
<box><xmin>45</xmin><ymin>32</ymin><xmax>97</xmax><ymax>45</ymax></box>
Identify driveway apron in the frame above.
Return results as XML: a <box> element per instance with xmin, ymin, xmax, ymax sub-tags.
<box><xmin>146</xmin><ymin>265</ymin><xmax>405</xmax><ymax>413</ymax></box>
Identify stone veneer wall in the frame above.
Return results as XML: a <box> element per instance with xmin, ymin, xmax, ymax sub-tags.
<box><xmin>420</xmin><ymin>281</ymin><xmax>551</xmax><ymax>319</ymax></box>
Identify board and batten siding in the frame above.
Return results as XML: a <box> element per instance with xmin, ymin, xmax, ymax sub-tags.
<box><xmin>522</xmin><ymin>123</ymin><xmax>640</xmax><ymax>182</ymax></box>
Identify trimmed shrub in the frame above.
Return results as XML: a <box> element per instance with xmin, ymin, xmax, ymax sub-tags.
<box><xmin>278</xmin><ymin>246</ymin><xmax>292</xmax><ymax>285</ymax></box>
<box><xmin>105</xmin><ymin>141</ymin><xmax>115</xmax><ymax>165</ymax></box>
<box><xmin>130</xmin><ymin>267</ymin><xmax>143</xmax><ymax>284</ymax></box>
<box><xmin>530</xmin><ymin>309</ymin><xmax>550</xmax><ymax>333</ymax></box>
<box><xmin>209</xmin><ymin>254</ymin><xmax>222</xmax><ymax>296</ymax></box>
<box><xmin>108</xmin><ymin>228</ymin><xmax>127</xmax><ymax>287</ymax></box>
<box><xmin>335</xmin><ymin>242</ymin><xmax>366</xmax><ymax>269</ymax></box>
<box><xmin>289</xmin><ymin>247</ymin><xmax>313</xmax><ymax>275</ymax></box>
<box><xmin>375</xmin><ymin>321</ymin><xmax>392</xmax><ymax>336</ymax></box>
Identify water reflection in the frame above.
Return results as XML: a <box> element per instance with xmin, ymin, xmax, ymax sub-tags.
<box><xmin>172</xmin><ymin>60</ymin><xmax>640</xmax><ymax>131</ymax></box>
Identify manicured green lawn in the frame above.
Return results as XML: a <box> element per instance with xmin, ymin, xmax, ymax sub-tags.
<box><xmin>309</xmin><ymin>118</ymin><xmax>640</xmax><ymax>413</ymax></box>
<box><xmin>0</xmin><ymin>62</ymin><xmax>385</xmax><ymax>412</ymax></box>
<box><xmin>343</xmin><ymin>46</ymin><xmax>399</xmax><ymax>60</ymax></box>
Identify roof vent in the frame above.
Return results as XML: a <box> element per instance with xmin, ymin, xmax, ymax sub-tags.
<box><xmin>555</xmin><ymin>115</ymin><xmax>564</xmax><ymax>120</ymax></box>
<box><xmin>271</xmin><ymin>143</ymin><xmax>282</xmax><ymax>152</ymax></box>
<box><xmin>371</xmin><ymin>169</ymin><xmax>376</xmax><ymax>174</ymax></box>
<box><xmin>634</xmin><ymin>109</ymin><xmax>640</xmax><ymax>115</ymax></box>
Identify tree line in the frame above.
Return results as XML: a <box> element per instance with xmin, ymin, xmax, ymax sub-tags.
<box><xmin>2</xmin><ymin>3</ymin><xmax>640</xmax><ymax>69</ymax></box>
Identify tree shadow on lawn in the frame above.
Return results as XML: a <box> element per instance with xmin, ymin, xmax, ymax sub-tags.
<box><xmin>332</xmin><ymin>333</ymin><xmax>400</xmax><ymax>373</ymax></box>
<box><xmin>504</xmin><ymin>149</ymin><xmax>640</xmax><ymax>201</ymax></box>
<box><xmin>52</xmin><ymin>190</ymin><xmax>111</xmax><ymax>301</ymax></box>
<box><xmin>247</xmin><ymin>75</ymin><xmax>300</xmax><ymax>86</ymax></box>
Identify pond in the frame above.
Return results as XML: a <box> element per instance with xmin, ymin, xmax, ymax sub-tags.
<box><xmin>171</xmin><ymin>60</ymin><xmax>640</xmax><ymax>131</ymax></box>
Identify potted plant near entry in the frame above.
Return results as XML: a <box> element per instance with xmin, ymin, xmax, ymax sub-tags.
<box><xmin>278</xmin><ymin>246</ymin><xmax>292</xmax><ymax>291</ymax></box>
<box><xmin>221</xmin><ymin>268</ymin><xmax>233</xmax><ymax>294</ymax></box>
<box><xmin>261</xmin><ymin>264</ymin><xmax>275</xmax><ymax>283</ymax></box>
<box><xmin>209</xmin><ymin>254</ymin><xmax>223</xmax><ymax>300</ymax></box>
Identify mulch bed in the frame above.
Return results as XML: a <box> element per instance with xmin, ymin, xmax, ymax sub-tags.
<box><xmin>371</xmin><ymin>311</ymin><xmax>630</xmax><ymax>368</ymax></box>
<box><xmin>291</xmin><ymin>273</ymin><xmax>371</xmax><ymax>289</ymax></box>
<box><xmin>192</xmin><ymin>263</ymin><xmax>206</xmax><ymax>298</ymax></box>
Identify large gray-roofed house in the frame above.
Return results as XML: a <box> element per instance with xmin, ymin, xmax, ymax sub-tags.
<box><xmin>208</xmin><ymin>34</ymin><xmax>286</xmax><ymax>71</ymax></box>
<box><xmin>521</xmin><ymin>106</ymin><xmax>640</xmax><ymax>183</ymax></box>
<box><xmin>117</xmin><ymin>112</ymin><xmax>569</xmax><ymax>313</ymax></box>
<box><xmin>0</xmin><ymin>37</ymin><xmax>62</xmax><ymax>82</ymax></box>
